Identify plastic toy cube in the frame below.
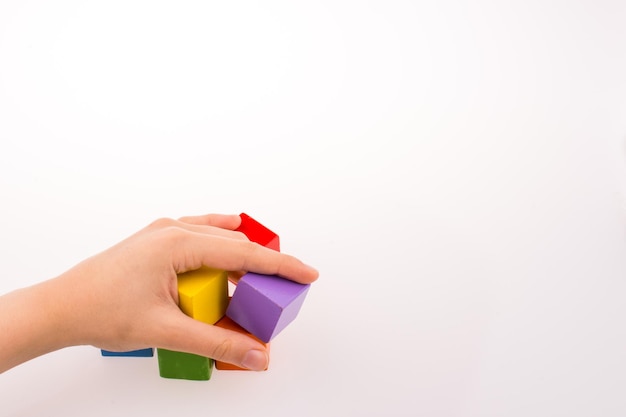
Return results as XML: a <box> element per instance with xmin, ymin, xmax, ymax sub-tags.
<box><xmin>177</xmin><ymin>267</ymin><xmax>228</xmax><ymax>325</ymax></box>
<box><xmin>236</xmin><ymin>213</ymin><xmax>280</xmax><ymax>251</ymax></box>
<box><xmin>226</xmin><ymin>272</ymin><xmax>310</xmax><ymax>343</ymax></box>
<box><xmin>157</xmin><ymin>349</ymin><xmax>213</xmax><ymax>381</ymax></box>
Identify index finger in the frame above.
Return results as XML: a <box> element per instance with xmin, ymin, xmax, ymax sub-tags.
<box><xmin>176</xmin><ymin>232</ymin><xmax>319</xmax><ymax>284</ymax></box>
<box><xmin>177</xmin><ymin>213</ymin><xmax>242</xmax><ymax>230</ymax></box>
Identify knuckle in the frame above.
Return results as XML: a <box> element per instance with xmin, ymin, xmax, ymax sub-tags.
<box><xmin>231</xmin><ymin>231</ymin><xmax>250</xmax><ymax>241</ymax></box>
<box><xmin>244</xmin><ymin>240</ymin><xmax>263</xmax><ymax>254</ymax></box>
<box><xmin>159</xmin><ymin>226</ymin><xmax>188</xmax><ymax>246</ymax></box>
<box><xmin>148</xmin><ymin>217</ymin><xmax>177</xmax><ymax>229</ymax></box>
<box><xmin>209</xmin><ymin>339</ymin><xmax>233</xmax><ymax>361</ymax></box>
<box><xmin>237</xmin><ymin>241</ymin><xmax>269</xmax><ymax>272</ymax></box>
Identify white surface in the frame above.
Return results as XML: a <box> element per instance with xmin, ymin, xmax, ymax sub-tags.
<box><xmin>1</xmin><ymin>1</ymin><xmax>626</xmax><ymax>416</ymax></box>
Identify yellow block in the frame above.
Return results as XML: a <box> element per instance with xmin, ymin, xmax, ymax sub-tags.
<box><xmin>177</xmin><ymin>267</ymin><xmax>228</xmax><ymax>325</ymax></box>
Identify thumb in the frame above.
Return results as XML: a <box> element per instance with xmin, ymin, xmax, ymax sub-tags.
<box><xmin>156</xmin><ymin>310</ymin><xmax>269</xmax><ymax>371</ymax></box>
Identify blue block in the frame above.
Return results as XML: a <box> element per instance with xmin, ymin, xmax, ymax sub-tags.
<box><xmin>101</xmin><ymin>348</ymin><xmax>154</xmax><ymax>357</ymax></box>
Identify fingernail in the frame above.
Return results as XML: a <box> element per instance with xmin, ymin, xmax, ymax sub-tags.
<box><xmin>242</xmin><ymin>349</ymin><xmax>268</xmax><ymax>371</ymax></box>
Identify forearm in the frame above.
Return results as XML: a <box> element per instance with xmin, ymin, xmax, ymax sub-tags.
<box><xmin>0</xmin><ymin>278</ymin><xmax>77</xmax><ymax>373</ymax></box>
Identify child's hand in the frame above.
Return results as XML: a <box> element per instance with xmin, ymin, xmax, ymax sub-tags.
<box><xmin>0</xmin><ymin>214</ymin><xmax>319</xmax><ymax>373</ymax></box>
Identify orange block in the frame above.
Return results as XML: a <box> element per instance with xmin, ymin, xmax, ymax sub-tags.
<box><xmin>214</xmin><ymin>316</ymin><xmax>270</xmax><ymax>371</ymax></box>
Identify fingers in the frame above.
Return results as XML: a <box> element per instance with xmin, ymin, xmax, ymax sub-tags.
<box><xmin>175</xmin><ymin>233</ymin><xmax>319</xmax><ymax>284</ymax></box>
<box><xmin>157</xmin><ymin>311</ymin><xmax>269</xmax><ymax>371</ymax></box>
<box><xmin>178</xmin><ymin>214</ymin><xmax>241</xmax><ymax>230</ymax></box>
<box><xmin>153</xmin><ymin>214</ymin><xmax>319</xmax><ymax>283</ymax></box>
<box><xmin>178</xmin><ymin>224</ymin><xmax>248</xmax><ymax>241</ymax></box>
<box><xmin>237</xmin><ymin>243</ymin><xmax>319</xmax><ymax>284</ymax></box>
<box><xmin>149</xmin><ymin>217</ymin><xmax>248</xmax><ymax>241</ymax></box>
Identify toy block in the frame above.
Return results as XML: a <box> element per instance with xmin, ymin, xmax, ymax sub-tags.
<box><xmin>101</xmin><ymin>348</ymin><xmax>154</xmax><ymax>357</ymax></box>
<box><xmin>177</xmin><ymin>267</ymin><xmax>229</xmax><ymax>325</ymax></box>
<box><xmin>214</xmin><ymin>316</ymin><xmax>270</xmax><ymax>371</ymax></box>
<box><xmin>157</xmin><ymin>348</ymin><xmax>213</xmax><ymax>381</ymax></box>
<box><xmin>226</xmin><ymin>272</ymin><xmax>310</xmax><ymax>343</ymax></box>
<box><xmin>236</xmin><ymin>213</ymin><xmax>280</xmax><ymax>251</ymax></box>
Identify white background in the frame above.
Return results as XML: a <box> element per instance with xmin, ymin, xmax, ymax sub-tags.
<box><xmin>1</xmin><ymin>1</ymin><xmax>625</xmax><ymax>416</ymax></box>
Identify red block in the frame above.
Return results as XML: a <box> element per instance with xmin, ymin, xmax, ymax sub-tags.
<box><xmin>236</xmin><ymin>213</ymin><xmax>280</xmax><ymax>251</ymax></box>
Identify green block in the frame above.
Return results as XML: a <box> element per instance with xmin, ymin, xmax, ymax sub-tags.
<box><xmin>157</xmin><ymin>348</ymin><xmax>214</xmax><ymax>381</ymax></box>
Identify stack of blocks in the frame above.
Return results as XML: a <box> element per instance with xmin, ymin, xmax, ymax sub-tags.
<box><xmin>101</xmin><ymin>213</ymin><xmax>311</xmax><ymax>381</ymax></box>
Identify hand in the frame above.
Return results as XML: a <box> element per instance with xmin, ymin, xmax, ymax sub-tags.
<box><xmin>0</xmin><ymin>214</ymin><xmax>319</xmax><ymax>373</ymax></box>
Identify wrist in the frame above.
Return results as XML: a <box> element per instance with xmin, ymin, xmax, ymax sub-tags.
<box><xmin>0</xmin><ymin>277</ymin><xmax>83</xmax><ymax>373</ymax></box>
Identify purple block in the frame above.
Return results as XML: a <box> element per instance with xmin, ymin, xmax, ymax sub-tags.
<box><xmin>226</xmin><ymin>273</ymin><xmax>310</xmax><ymax>343</ymax></box>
